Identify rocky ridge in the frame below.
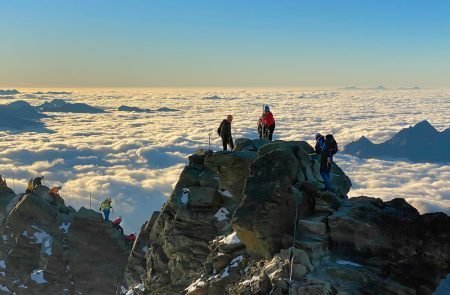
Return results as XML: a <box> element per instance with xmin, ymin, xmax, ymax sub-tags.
<box><xmin>122</xmin><ymin>139</ymin><xmax>449</xmax><ymax>295</ymax></box>
<box><xmin>0</xmin><ymin>186</ymin><xmax>130</xmax><ymax>294</ymax></box>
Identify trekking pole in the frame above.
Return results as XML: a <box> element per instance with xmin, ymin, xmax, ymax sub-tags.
<box><xmin>208</xmin><ymin>134</ymin><xmax>211</xmax><ymax>150</ymax></box>
<box><xmin>89</xmin><ymin>189</ymin><xmax>92</xmax><ymax>210</ymax></box>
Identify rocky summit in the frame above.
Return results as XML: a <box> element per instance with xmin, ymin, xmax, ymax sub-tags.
<box><xmin>0</xmin><ymin>186</ymin><xmax>130</xmax><ymax>294</ymax></box>
<box><xmin>122</xmin><ymin>139</ymin><xmax>449</xmax><ymax>294</ymax></box>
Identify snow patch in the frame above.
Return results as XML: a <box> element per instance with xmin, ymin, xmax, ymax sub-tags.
<box><xmin>30</xmin><ymin>269</ymin><xmax>48</xmax><ymax>284</ymax></box>
<box><xmin>219</xmin><ymin>190</ymin><xmax>233</xmax><ymax>198</ymax></box>
<box><xmin>240</xmin><ymin>275</ymin><xmax>260</xmax><ymax>286</ymax></box>
<box><xmin>229</xmin><ymin>255</ymin><xmax>243</xmax><ymax>268</ymax></box>
<box><xmin>336</xmin><ymin>259</ymin><xmax>362</xmax><ymax>267</ymax></box>
<box><xmin>181</xmin><ymin>188</ymin><xmax>189</xmax><ymax>204</ymax></box>
<box><xmin>0</xmin><ymin>284</ymin><xmax>9</xmax><ymax>292</ymax></box>
<box><xmin>0</xmin><ymin>260</ymin><xmax>6</xmax><ymax>269</ymax></box>
<box><xmin>214</xmin><ymin>207</ymin><xmax>229</xmax><ymax>222</ymax></box>
<box><xmin>59</xmin><ymin>222</ymin><xmax>71</xmax><ymax>233</ymax></box>
<box><xmin>0</xmin><ymin>272</ymin><xmax>5</xmax><ymax>276</ymax></box>
<box><xmin>2</xmin><ymin>234</ymin><xmax>7</xmax><ymax>242</ymax></box>
<box><xmin>185</xmin><ymin>278</ymin><xmax>206</xmax><ymax>293</ymax></box>
<box><xmin>220</xmin><ymin>232</ymin><xmax>241</xmax><ymax>245</ymax></box>
<box><xmin>220</xmin><ymin>266</ymin><xmax>230</xmax><ymax>278</ymax></box>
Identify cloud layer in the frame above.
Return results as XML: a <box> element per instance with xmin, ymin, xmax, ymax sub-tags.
<box><xmin>0</xmin><ymin>88</ymin><xmax>449</xmax><ymax>232</ymax></box>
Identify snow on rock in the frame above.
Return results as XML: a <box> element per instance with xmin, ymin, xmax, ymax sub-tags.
<box><xmin>220</xmin><ymin>266</ymin><xmax>230</xmax><ymax>279</ymax></box>
<box><xmin>30</xmin><ymin>269</ymin><xmax>48</xmax><ymax>284</ymax></box>
<box><xmin>219</xmin><ymin>232</ymin><xmax>241</xmax><ymax>245</ymax></box>
<box><xmin>18</xmin><ymin>284</ymin><xmax>27</xmax><ymax>289</ymax></box>
<box><xmin>2</xmin><ymin>234</ymin><xmax>7</xmax><ymax>242</ymax></box>
<box><xmin>59</xmin><ymin>222</ymin><xmax>71</xmax><ymax>234</ymax></box>
<box><xmin>239</xmin><ymin>275</ymin><xmax>260</xmax><ymax>286</ymax></box>
<box><xmin>44</xmin><ymin>238</ymin><xmax>53</xmax><ymax>256</ymax></box>
<box><xmin>336</xmin><ymin>260</ymin><xmax>362</xmax><ymax>267</ymax></box>
<box><xmin>214</xmin><ymin>207</ymin><xmax>230</xmax><ymax>222</ymax></box>
<box><xmin>219</xmin><ymin>190</ymin><xmax>233</xmax><ymax>198</ymax></box>
<box><xmin>181</xmin><ymin>188</ymin><xmax>189</xmax><ymax>204</ymax></box>
<box><xmin>0</xmin><ymin>260</ymin><xmax>6</xmax><ymax>269</ymax></box>
<box><xmin>0</xmin><ymin>272</ymin><xmax>5</xmax><ymax>276</ymax></box>
<box><xmin>0</xmin><ymin>284</ymin><xmax>10</xmax><ymax>292</ymax></box>
<box><xmin>229</xmin><ymin>255</ymin><xmax>243</xmax><ymax>268</ymax></box>
<box><xmin>185</xmin><ymin>278</ymin><xmax>206</xmax><ymax>293</ymax></box>
<box><xmin>125</xmin><ymin>283</ymin><xmax>145</xmax><ymax>295</ymax></box>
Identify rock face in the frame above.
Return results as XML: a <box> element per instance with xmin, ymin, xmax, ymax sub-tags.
<box><xmin>343</xmin><ymin>120</ymin><xmax>450</xmax><ymax>163</ymax></box>
<box><xmin>123</xmin><ymin>139</ymin><xmax>449</xmax><ymax>295</ymax></box>
<box><xmin>0</xmin><ymin>186</ymin><xmax>129</xmax><ymax>294</ymax></box>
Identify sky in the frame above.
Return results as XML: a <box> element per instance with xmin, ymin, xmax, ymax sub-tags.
<box><xmin>1</xmin><ymin>0</ymin><xmax>450</xmax><ymax>88</ymax></box>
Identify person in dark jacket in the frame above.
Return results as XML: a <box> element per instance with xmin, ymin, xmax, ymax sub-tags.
<box><xmin>262</xmin><ymin>106</ymin><xmax>275</xmax><ymax>141</ymax></box>
<box><xmin>319</xmin><ymin>143</ymin><xmax>332</xmax><ymax>191</ymax></box>
<box><xmin>315</xmin><ymin>133</ymin><xmax>325</xmax><ymax>154</ymax></box>
<box><xmin>218</xmin><ymin>115</ymin><xmax>234</xmax><ymax>151</ymax></box>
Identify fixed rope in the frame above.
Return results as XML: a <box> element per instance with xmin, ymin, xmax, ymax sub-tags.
<box><xmin>288</xmin><ymin>195</ymin><xmax>300</xmax><ymax>295</ymax></box>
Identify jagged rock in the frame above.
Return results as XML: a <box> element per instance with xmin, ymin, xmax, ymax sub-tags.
<box><xmin>0</xmin><ymin>187</ymin><xmax>129</xmax><ymax>295</ymax></box>
<box><xmin>205</xmin><ymin>151</ymin><xmax>257</xmax><ymax>200</ymax></box>
<box><xmin>123</xmin><ymin>139</ymin><xmax>448</xmax><ymax>294</ymax></box>
<box><xmin>328</xmin><ymin>197</ymin><xmax>450</xmax><ymax>292</ymax></box>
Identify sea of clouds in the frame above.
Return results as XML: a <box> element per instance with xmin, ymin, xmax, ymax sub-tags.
<box><xmin>0</xmin><ymin>88</ymin><xmax>449</xmax><ymax>232</ymax></box>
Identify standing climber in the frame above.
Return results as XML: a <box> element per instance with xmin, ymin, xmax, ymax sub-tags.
<box><xmin>112</xmin><ymin>216</ymin><xmax>124</xmax><ymax>234</ymax></box>
<box><xmin>49</xmin><ymin>186</ymin><xmax>62</xmax><ymax>198</ymax></box>
<box><xmin>0</xmin><ymin>175</ymin><xmax>7</xmax><ymax>187</ymax></box>
<box><xmin>33</xmin><ymin>176</ymin><xmax>44</xmax><ymax>190</ymax></box>
<box><xmin>217</xmin><ymin>115</ymin><xmax>234</xmax><ymax>151</ymax></box>
<box><xmin>257</xmin><ymin>112</ymin><xmax>266</xmax><ymax>139</ymax></box>
<box><xmin>262</xmin><ymin>106</ymin><xmax>275</xmax><ymax>141</ymax></box>
<box><xmin>99</xmin><ymin>197</ymin><xmax>113</xmax><ymax>221</ymax></box>
<box><xmin>315</xmin><ymin>133</ymin><xmax>325</xmax><ymax>154</ymax></box>
<box><xmin>26</xmin><ymin>178</ymin><xmax>33</xmax><ymax>194</ymax></box>
<box><xmin>319</xmin><ymin>134</ymin><xmax>339</xmax><ymax>191</ymax></box>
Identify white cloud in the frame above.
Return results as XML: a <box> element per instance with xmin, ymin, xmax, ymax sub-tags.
<box><xmin>0</xmin><ymin>88</ymin><xmax>448</xmax><ymax>232</ymax></box>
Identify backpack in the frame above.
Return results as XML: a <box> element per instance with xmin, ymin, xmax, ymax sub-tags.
<box><xmin>325</xmin><ymin>134</ymin><xmax>338</xmax><ymax>155</ymax></box>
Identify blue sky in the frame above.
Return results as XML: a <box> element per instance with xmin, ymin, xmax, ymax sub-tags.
<box><xmin>0</xmin><ymin>0</ymin><xmax>449</xmax><ymax>87</ymax></box>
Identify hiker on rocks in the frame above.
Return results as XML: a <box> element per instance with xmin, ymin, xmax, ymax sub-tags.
<box><xmin>33</xmin><ymin>176</ymin><xmax>44</xmax><ymax>190</ymax></box>
<box><xmin>112</xmin><ymin>216</ymin><xmax>123</xmax><ymax>234</ymax></box>
<box><xmin>257</xmin><ymin>112</ymin><xmax>266</xmax><ymax>138</ymax></box>
<box><xmin>99</xmin><ymin>197</ymin><xmax>113</xmax><ymax>221</ymax></box>
<box><xmin>315</xmin><ymin>133</ymin><xmax>325</xmax><ymax>154</ymax></box>
<box><xmin>26</xmin><ymin>178</ymin><xmax>33</xmax><ymax>193</ymax></box>
<box><xmin>217</xmin><ymin>115</ymin><xmax>234</xmax><ymax>151</ymax></box>
<box><xmin>262</xmin><ymin>105</ymin><xmax>275</xmax><ymax>141</ymax></box>
<box><xmin>0</xmin><ymin>175</ymin><xmax>7</xmax><ymax>187</ymax></box>
<box><xmin>125</xmin><ymin>232</ymin><xmax>136</xmax><ymax>246</ymax></box>
<box><xmin>319</xmin><ymin>134</ymin><xmax>339</xmax><ymax>191</ymax></box>
<box><xmin>49</xmin><ymin>186</ymin><xmax>62</xmax><ymax>198</ymax></box>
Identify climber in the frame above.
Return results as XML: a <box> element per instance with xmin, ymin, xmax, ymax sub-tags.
<box><xmin>257</xmin><ymin>112</ymin><xmax>266</xmax><ymax>139</ymax></box>
<box><xmin>26</xmin><ymin>178</ymin><xmax>33</xmax><ymax>194</ymax></box>
<box><xmin>315</xmin><ymin>133</ymin><xmax>325</xmax><ymax>154</ymax></box>
<box><xmin>112</xmin><ymin>216</ymin><xmax>123</xmax><ymax>234</ymax></box>
<box><xmin>319</xmin><ymin>134</ymin><xmax>339</xmax><ymax>191</ymax></box>
<box><xmin>49</xmin><ymin>186</ymin><xmax>62</xmax><ymax>198</ymax></box>
<box><xmin>99</xmin><ymin>197</ymin><xmax>113</xmax><ymax>222</ymax></box>
<box><xmin>0</xmin><ymin>175</ymin><xmax>7</xmax><ymax>187</ymax></box>
<box><xmin>217</xmin><ymin>115</ymin><xmax>234</xmax><ymax>151</ymax></box>
<box><xmin>262</xmin><ymin>105</ymin><xmax>275</xmax><ymax>141</ymax></box>
<box><xmin>32</xmin><ymin>176</ymin><xmax>44</xmax><ymax>190</ymax></box>
<box><xmin>125</xmin><ymin>232</ymin><xmax>136</xmax><ymax>246</ymax></box>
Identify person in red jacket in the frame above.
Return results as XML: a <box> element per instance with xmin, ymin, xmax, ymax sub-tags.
<box><xmin>262</xmin><ymin>105</ymin><xmax>275</xmax><ymax>141</ymax></box>
<box><xmin>125</xmin><ymin>232</ymin><xmax>136</xmax><ymax>246</ymax></box>
<box><xmin>112</xmin><ymin>216</ymin><xmax>123</xmax><ymax>234</ymax></box>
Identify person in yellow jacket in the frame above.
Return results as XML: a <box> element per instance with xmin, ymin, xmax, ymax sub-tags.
<box><xmin>99</xmin><ymin>197</ymin><xmax>113</xmax><ymax>221</ymax></box>
<box><xmin>26</xmin><ymin>178</ymin><xmax>33</xmax><ymax>193</ymax></box>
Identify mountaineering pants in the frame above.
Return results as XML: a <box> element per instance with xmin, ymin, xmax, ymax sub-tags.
<box><xmin>267</xmin><ymin>124</ymin><xmax>275</xmax><ymax>141</ymax></box>
<box><xmin>320</xmin><ymin>170</ymin><xmax>331</xmax><ymax>191</ymax></box>
<box><xmin>222</xmin><ymin>137</ymin><xmax>234</xmax><ymax>151</ymax></box>
<box><xmin>103</xmin><ymin>208</ymin><xmax>110</xmax><ymax>221</ymax></box>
